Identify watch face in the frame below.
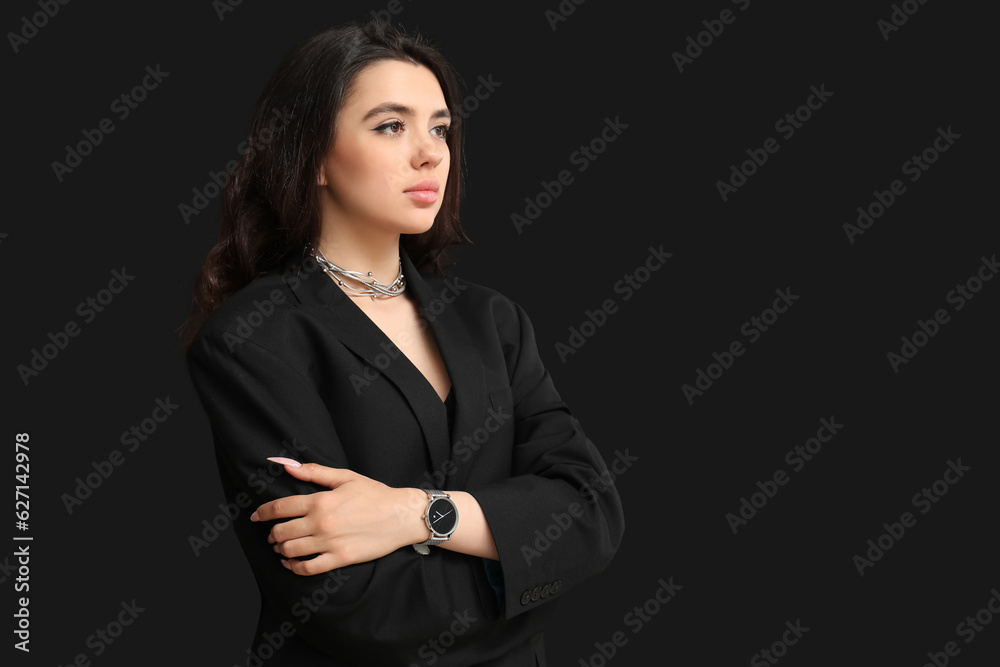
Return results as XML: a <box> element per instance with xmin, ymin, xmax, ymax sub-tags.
<box><xmin>427</xmin><ymin>498</ymin><xmax>458</xmax><ymax>536</ymax></box>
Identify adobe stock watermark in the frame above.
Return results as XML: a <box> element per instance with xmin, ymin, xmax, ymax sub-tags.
<box><xmin>579</xmin><ymin>447</ymin><xmax>639</xmax><ymax>505</ymax></box>
<box><xmin>511</xmin><ymin>116</ymin><xmax>628</xmax><ymax>234</ymax></box>
<box><xmin>886</xmin><ymin>253</ymin><xmax>997</xmax><ymax>373</ymax></box>
<box><xmin>843</xmin><ymin>126</ymin><xmax>961</xmax><ymax>244</ymax></box>
<box><xmin>189</xmin><ymin>439</ymin><xmax>309</xmax><ymax>557</ymax></box>
<box><xmin>851</xmin><ymin>458</ymin><xmax>971</xmax><ymax>577</ymax></box>
<box><xmin>222</xmin><ymin>288</ymin><xmax>292</xmax><ymax>353</ymax></box>
<box><xmin>877</xmin><ymin>0</ymin><xmax>931</xmax><ymax>41</ymax></box>
<box><xmin>236</xmin><ymin>569</ymin><xmax>351</xmax><ymax>667</ymax></box>
<box><xmin>750</xmin><ymin>619</ymin><xmax>810</xmax><ymax>667</ymax></box>
<box><xmin>725</xmin><ymin>416</ymin><xmax>844</xmax><ymax>535</ymax></box>
<box><xmin>179</xmin><ymin>106</ymin><xmax>294</xmax><ymax>224</ymax></box>
<box><xmin>554</xmin><ymin>244</ymin><xmax>671</xmax><ymax>363</ymax></box>
<box><xmin>54</xmin><ymin>599</ymin><xmax>145</xmax><ymax>666</ymax></box>
<box><xmin>544</xmin><ymin>0</ymin><xmax>587</xmax><ymax>31</ymax></box>
<box><xmin>522</xmin><ymin>446</ymin><xmax>638</xmax><ymax>566</ymax></box>
<box><xmin>716</xmin><ymin>83</ymin><xmax>834</xmax><ymax>202</ymax></box>
<box><xmin>368</xmin><ymin>0</ymin><xmax>414</xmax><ymax>24</ymax></box>
<box><xmin>61</xmin><ymin>396</ymin><xmax>180</xmax><ymax>514</ymax></box>
<box><xmin>7</xmin><ymin>0</ymin><xmax>71</xmax><ymax>54</ymax></box>
<box><xmin>51</xmin><ymin>65</ymin><xmax>170</xmax><ymax>182</ymax></box>
<box><xmin>446</xmin><ymin>73</ymin><xmax>502</xmax><ymax>120</ymax></box>
<box><xmin>0</xmin><ymin>551</ymin><xmax>23</xmax><ymax>585</ymax></box>
<box><xmin>213</xmin><ymin>0</ymin><xmax>245</xmax><ymax>21</ymax></box>
<box><xmin>16</xmin><ymin>267</ymin><xmax>136</xmax><ymax>386</ymax></box>
<box><xmin>922</xmin><ymin>587</ymin><xmax>1000</xmax><ymax>667</ymax></box>
<box><xmin>682</xmin><ymin>287</ymin><xmax>800</xmax><ymax>405</ymax></box>
<box><xmin>405</xmin><ymin>610</ymin><xmax>479</xmax><ymax>667</ymax></box>
<box><xmin>12</xmin><ymin>544</ymin><xmax>30</xmax><ymax>652</ymax></box>
<box><xmin>577</xmin><ymin>577</ymin><xmax>682</xmax><ymax>666</ymax></box>
<box><xmin>671</xmin><ymin>0</ymin><xmax>752</xmax><ymax>73</ymax></box>
<box><xmin>421</xmin><ymin>406</ymin><xmax>511</xmax><ymax>491</ymax></box>
<box><xmin>218</xmin><ymin>251</ymin><xmax>329</xmax><ymax>352</ymax></box>
<box><xmin>349</xmin><ymin>277</ymin><xmax>468</xmax><ymax>394</ymax></box>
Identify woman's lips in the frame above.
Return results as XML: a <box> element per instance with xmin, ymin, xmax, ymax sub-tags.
<box><xmin>404</xmin><ymin>180</ymin><xmax>440</xmax><ymax>204</ymax></box>
<box><xmin>404</xmin><ymin>190</ymin><xmax>439</xmax><ymax>203</ymax></box>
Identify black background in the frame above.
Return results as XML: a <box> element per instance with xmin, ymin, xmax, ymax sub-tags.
<box><xmin>4</xmin><ymin>0</ymin><xmax>997</xmax><ymax>665</ymax></box>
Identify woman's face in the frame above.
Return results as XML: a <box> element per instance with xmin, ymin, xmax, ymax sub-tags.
<box><xmin>318</xmin><ymin>59</ymin><xmax>451</xmax><ymax>238</ymax></box>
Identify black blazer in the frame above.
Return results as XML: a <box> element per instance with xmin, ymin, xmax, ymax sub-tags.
<box><xmin>186</xmin><ymin>243</ymin><xmax>625</xmax><ymax>666</ymax></box>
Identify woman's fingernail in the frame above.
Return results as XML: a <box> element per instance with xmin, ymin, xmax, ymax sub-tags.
<box><xmin>267</xmin><ymin>457</ymin><xmax>302</xmax><ymax>468</ymax></box>
<box><xmin>280</xmin><ymin>559</ymin><xmax>291</xmax><ymax>570</ymax></box>
<box><xmin>250</xmin><ymin>511</ymin><xmax>259</xmax><ymax>522</ymax></box>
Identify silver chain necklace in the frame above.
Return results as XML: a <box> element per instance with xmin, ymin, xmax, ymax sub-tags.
<box><xmin>311</xmin><ymin>246</ymin><xmax>406</xmax><ymax>300</ymax></box>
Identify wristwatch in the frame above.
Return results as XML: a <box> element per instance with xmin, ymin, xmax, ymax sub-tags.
<box><xmin>412</xmin><ymin>490</ymin><xmax>459</xmax><ymax>555</ymax></box>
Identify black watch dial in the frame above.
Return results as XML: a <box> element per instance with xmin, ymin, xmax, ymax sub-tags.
<box><xmin>428</xmin><ymin>498</ymin><xmax>457</xmax><ymax>535</ymax></box>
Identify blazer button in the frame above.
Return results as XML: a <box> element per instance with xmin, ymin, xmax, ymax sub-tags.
<box><xmin>552</xmin><ymin>580</ymin><xmax>562</xmax><ymax>594</ymax></box>
<box><xmin>520</xmin><ymin>590</ymin><xmax>531</xmax><ymax>606</ymax></box>
<box><xmin>530</xmin><ymin>586</ymin><xmax>542</xmax><ymax>601</ymax></box>
<box><xmin>540</xmin><ymin>584</ymin><xmax>552</xmax><ymax>598</ymax></box>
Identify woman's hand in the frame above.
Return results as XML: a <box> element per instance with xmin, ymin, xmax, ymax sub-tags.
<box><xmin>251</xmin><ymin>458</ymin><xmax>429</xmax><ymax>575</ymax></box>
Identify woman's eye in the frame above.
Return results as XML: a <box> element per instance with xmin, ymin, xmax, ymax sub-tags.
<box><xmin>432</xmin><ymin>125</ymin><xmax>450</xmax><ymax>139</ymax></box>
<box><xmin>375</xmin><ymin>121</ymin><xmax>405</xmax><ymax>135</ymax></box>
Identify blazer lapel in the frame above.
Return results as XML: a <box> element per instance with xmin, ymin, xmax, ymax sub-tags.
<box><xmin>278</xmin><ymin>243</ymin><xmax>486</xmax><ymax>482</ymax></box>
<box><xmin>402</xmin><ymin>248</ymin><xmax>489</xmax><ymax>486</ymax></box>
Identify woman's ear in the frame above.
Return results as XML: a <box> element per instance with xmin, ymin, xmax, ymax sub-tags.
<box><xmin>317</xmin><ymin>165</ymin><xmax>327</xmax><ymax>187</ymax></box>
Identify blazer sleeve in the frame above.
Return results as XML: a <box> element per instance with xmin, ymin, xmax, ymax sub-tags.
<box><xmin>186</xmin><ymin>329</ymin><xmax>512</xmax><ymax>663</ymax></box>
<box><xmin>468</xmin><ymin>300</ymin><xmax>626</xmax><ymax>620</ymax></box>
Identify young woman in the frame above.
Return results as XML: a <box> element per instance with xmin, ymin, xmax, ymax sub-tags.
<box><xmin>183</xmin><ymin>20</ymin><xmax>624</xmax><ymax>666</ymax></box>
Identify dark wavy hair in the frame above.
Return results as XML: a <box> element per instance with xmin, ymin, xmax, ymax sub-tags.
<box><xmin>181</xmin><ymin>20</ymin><xmax>468</xmax><ymax>349</ymax></box>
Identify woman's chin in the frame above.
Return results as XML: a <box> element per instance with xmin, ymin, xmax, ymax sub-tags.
<box><xmin>397</xmin><ymin>216</ymin><xmax>439</xmax><ymax>236</ymax></box>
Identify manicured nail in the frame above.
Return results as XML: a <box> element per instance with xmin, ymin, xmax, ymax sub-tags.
<box><xmin>280</xmin><ymin>559</ymin><xmax>291</xmax><ymax>570</ymax></box>
<box><xmin>250</xmin><ymin>511</ymin><xmax>259</xmax><ymax>522</ymax></box>
<box><xmin>267</xmin><ymin>456</ymin><xmax>302</xmax><ymax>468</ymax></box>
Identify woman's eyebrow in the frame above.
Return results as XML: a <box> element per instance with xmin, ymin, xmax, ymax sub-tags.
<box><xmin>362</xmin><ymin>102</ymin><xmax>451</xmax><ymax>121</ymax></box>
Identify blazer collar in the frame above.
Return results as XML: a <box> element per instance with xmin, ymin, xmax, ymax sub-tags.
<box><xmin>279</xmin><ymin>243</ymin><xmax>486</xmax><ymax>480</ymax></box>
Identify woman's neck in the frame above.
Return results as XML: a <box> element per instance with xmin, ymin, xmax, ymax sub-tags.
<box><xmin>315</xmin><ymin>226</ymin><xmax>403</xmax><ymax>288</ymax></box>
